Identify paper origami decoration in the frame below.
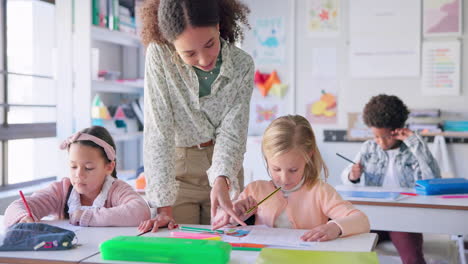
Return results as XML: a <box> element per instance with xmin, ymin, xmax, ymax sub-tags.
<box><xmin>254</xmin><ymin>70</ymin><xmax>287</xmax><ymax>97</ymax></box>
<box><xmin>269</xmin><ymin>83</ymin><xmax>288</xmax><ymax>98</ymax></box>
<box><xmin>256</xmin><ymin>105</ymin><xmax>278</xmax><ymax>123</ymax></box>
<box><xmin>91</xmin><ymin>95</ymin><xmax>112</xmax><ymax>126</ymax></box>
<box><xmin>113</xmin><ymin>104</ymin><xmax>139</xmax><ymax>133</ymax></box>
<box><xmin>113</xmin><ymin>106</ymin><xmax>127</xmax><ymax>129</ymax></box>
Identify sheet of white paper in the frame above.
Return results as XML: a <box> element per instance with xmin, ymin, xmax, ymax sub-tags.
<box><xmin>311</xmin><ymin>48</ymin><xmax>337</xmax><ymax>78</ymax></box>
<box><xmin>222</xmin><ymin>226</ymin><xmax>317</xmax><ymax>248</ymax></box>
<box><xmin>349</xmin><ymin>0</ymin><xmax>420</xmax><ymax>78</ymax></box>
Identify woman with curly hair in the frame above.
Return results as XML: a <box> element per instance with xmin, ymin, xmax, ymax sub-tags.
<box><xmin>137</xmin><ymin>0</ymin><xmax>254</xmax><ymax>233</ymax></box>
<box><xmin>341</xmin><ymin>94</ymin><xmax>440</xmax><ymax>264</ymax></box>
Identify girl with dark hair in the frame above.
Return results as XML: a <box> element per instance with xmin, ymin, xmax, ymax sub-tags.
<box><xmin>138</xmin><ymin>0</ymin><xmax>255</xmax><ymax>232</ymax></box>
<box><xmin>4</xmin><ymin>126</ymin><xmax>151</xmax><ymax>227</ymax></box>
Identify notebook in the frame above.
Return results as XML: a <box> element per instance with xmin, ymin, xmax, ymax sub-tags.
<box><xmin>337</xmin><ymin>190</ymin><xmax>401</xmax><ymax>200</ymax></box>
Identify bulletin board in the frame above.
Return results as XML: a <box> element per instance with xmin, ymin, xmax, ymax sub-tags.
<box><xmin>242</xmin><ymin>0</ymin><xmax>295</xmax><ymax>136</ymax></box>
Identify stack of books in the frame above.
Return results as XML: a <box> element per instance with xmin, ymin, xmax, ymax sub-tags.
<box><xmin>92</xmin><ymin>0</ymin><xmax>137</xmax><ymax>35</ymax></box>
<box><xmin>407</xmin><ymin>109</ymin><xmax>442</xmax><ymax>133</ymax></box>
<box><xmin>119</xmin><ymin>5</ymin><xmax>137</xmax><ymax>35</ymax></box>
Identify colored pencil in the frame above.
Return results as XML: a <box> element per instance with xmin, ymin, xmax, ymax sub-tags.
<box><xmin>245</xmin><ymin>187</ymin><xmax>281</xmax><ymax>215</ymax></box>
<box><xmin>19</xmin><ymin>190</ymin><xmax>34</xmax><ymax>221</ymax></box>
<box><xmin>232</xmin><ymin>247</ymin><xmax>263</xmax><ymax>251</ymax></box>
<box><xmin>179</xmin><ymin>226</ymin><xmax>224</xmax><ymax>234</ymax></box>
<box><xmin>336</xmin><ymin>153</ymin><xmax>356</xmax><ymax>164</ymax></box>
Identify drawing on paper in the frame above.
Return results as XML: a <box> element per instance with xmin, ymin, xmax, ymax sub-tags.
<box><xmin>307</xmin><ymin>0</ymin><xmax>340</xmax><ymax>37</ymax></box>
<box><xmin>424</xmin><ymin>0</ymin><xmax>461</xmax><ymax>36</ymax></box>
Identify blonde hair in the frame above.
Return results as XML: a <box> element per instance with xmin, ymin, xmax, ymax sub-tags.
<box><xmin>261</xmin><ymin>115</ymin><xmax>329</xmax><ymax>188</ymax></box>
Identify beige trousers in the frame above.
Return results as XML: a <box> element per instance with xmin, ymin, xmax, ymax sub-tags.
<box><xmin>173</xmin><ymin>145</ymin><xmax>244</xmax><ymax>225</ymax></box>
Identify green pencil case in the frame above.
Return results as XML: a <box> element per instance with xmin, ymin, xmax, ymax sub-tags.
<box><xmin>100</xmin><ymin>236</ymin><xmax>232</xmax><ymax>264</ymax></box>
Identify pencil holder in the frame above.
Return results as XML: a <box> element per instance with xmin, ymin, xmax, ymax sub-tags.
<box><xmin>100</xmin><ymin>236</ymin><xmax>231</xmax><ymax>264</ymax></box>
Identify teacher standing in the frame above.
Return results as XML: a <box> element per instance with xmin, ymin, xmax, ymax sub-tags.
<box><xmin>138</xmin><ymin>0</ymin><xmax>254</xmax><ymax>232</ymax></box>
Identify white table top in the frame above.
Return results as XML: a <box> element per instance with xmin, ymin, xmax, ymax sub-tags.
<box><xmin>0</xmin><ymin>219</ymin><xmax>139</xmax><ymax>264</ymax></box>
<box><xmin>335</xmin><ymin>185</ymin><xmax>468</xmax><ymax>209</ymax></box>
<box><xmin>81</xmin><ymin>225</ymin><xmax>378</xmax><ymax>264</ymax></box>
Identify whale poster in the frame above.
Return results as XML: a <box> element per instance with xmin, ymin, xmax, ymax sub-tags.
<box><xmin>252</xmin><ymin>17</ymin><xmax>285</xmax><ymax>65</ymax></box>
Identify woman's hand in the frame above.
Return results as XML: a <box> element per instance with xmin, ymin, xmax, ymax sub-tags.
<box><xmin>211</xmin><ymin>196</ymin><xmax>257</xmax><ymax>229</ymax></box>
<box><xmin>138</xmin><ymin>206</ymin><xmax>177</xmax><ymax>233</ymax></box>
<box><xmin>18</xmin><ymin>215</ymin><xmax>35</xmax><ymax>223</ymax></box>
<box><xmin>232</xmin><ymin>196</ymin><xmax>257</xmax><ymax>221</ymax></box>
<box><xmin>300</xmin><ymin>222</ymin><xmax>342</xmax><ymax>242</ymax></box>
<box><xmin>211</xmin><ymin>176</ymin><xmax>246</xmax><ymax>230</ymax></box>
<box><xmin>392</xmin><ymin>128</ymin><xmax>414</xmax><ymax>141</ymax></box>
<box><xmin>69</xmin><ymin>210</ymin><xmax>84</xmax><ymax>226</ymax></box>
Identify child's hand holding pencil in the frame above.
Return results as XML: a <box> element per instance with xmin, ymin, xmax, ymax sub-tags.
<box><xmin>336</xmin><ymin>153</ymin><xmax>362</xmax><ymax>182</ymax></box>
<box><xmin>18</xmin><ymin>190</ymin><xmax>36</xmax><ymax>224</ymax></box>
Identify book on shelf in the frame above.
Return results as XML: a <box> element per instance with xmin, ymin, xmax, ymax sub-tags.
<box><xmin>119</xmin><ymin>5</ymin><xmax>132</xmax><ymax>17</ymax></box>
<box><xmin>92</xmin><ymin>0</ymin><xmax>108</xmax><ymax>27</ymax></box>
<box><xmin>119</xmin><ymin>14</ymin><xmax>135</xmax><ymax>26</ymax></box>
<box><xmin>409</xmin><ymin>108</ymin><xmax>441</xmax><ymax>118</ymax></box>
<box><xmin>443</xmin><ymin>120</ymin><xmax>468</xmax><ymax>132</ymax></box>
<box><xmin>108</xmin><ymin>0</ymin><xmax>119</xmax><ymax>31</ymax></box>
<box><xmin>407</xmin><ymin>123</ymin><xmax>442</xmax><ymax>133</ymax></box>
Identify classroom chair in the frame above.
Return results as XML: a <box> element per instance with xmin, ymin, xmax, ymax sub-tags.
<box><xmin>376</xmin><ymin>234</ymin><xmax>460</xmax><ymax>264</ymax></box>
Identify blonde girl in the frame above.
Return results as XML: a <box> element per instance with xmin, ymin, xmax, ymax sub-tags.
<box><xmin>213</xmin><ymin>115</ymin><xmax>369</xmax><ymax>242</ymax></box>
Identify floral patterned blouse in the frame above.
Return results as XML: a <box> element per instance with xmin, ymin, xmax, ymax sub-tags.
<box><xmin>143</xmin><ymin>38</ymin><xmax>255</xmax><ymax>207</ymax></box>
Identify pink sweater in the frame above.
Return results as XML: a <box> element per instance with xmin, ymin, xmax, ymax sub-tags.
<box><xmin>239</xmin><ymin>180</ymin><xmax>370</xmax><ymax>237</ymax></box>
<box><xmin>4</xmin><ymin>178</ymin><xmax>150</xmax><ymax>227</ymax></box>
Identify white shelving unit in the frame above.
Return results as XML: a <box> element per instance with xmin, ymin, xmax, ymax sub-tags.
<box><xmin>113</xmin><ymin>131</ymin><xmax>143</xmax><ymax>142</ymax></box>
<box><xmin>92</xmin><ymin>80</ymin><xmax>144</xmax><ymax>94</ymax></box>
<box><xmin>91</xmin><ymin>26</ymin><xmax>141</xmax><ymax>47</ymax></box>
<box><xmin>69</xmin><ymin>1</ymin><xmax>144</xmax><ymax>176</ymax></box>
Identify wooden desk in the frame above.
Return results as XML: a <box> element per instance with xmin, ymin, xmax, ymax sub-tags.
<box><xmin>335</xmin><ymin>185</ymin><xmax>468</xmax><ymax>264</ymax></box>
<box><xmin>0</xmin><ymin>219</ymin><xmax>138</xmax><ymax>264</ymax></box>
<box><xmin>81</xmin><ymin>225</ymin><xmax>378</xmax><ymax>264</ymax></box>
<box><xmin>335</xmin><ymin>185</ymin><xmax>468</xmax><ymax>235</ymax></box>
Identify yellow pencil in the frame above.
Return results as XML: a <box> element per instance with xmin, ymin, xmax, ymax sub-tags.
<box><xmin>244</xmin><ymin>187</ymin><xmax>282</xmax><ymax>215</ymax></box>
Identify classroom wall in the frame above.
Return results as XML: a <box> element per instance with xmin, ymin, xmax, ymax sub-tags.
<box><xmin>243</xmin><ymin>0</ymin><xmax>468</xmax><ymax>186</ymax></box>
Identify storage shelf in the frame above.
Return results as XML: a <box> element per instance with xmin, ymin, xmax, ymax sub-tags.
<box><xmin>323</xmin><ymin>130</ymin><xmax>468</xmax><ymax>144</ymax></box>
<box><xmin>92</xmin><ymin>80</ymin><xmax>143</xmax><ymax>94</ymax></box>
<box><xmin>112</xmin><ymin>131</ymin><xmax>143</xmax><ymax>142</ymax></box>
<box><xmin>91</xmin><ymin>26</ymin><xmax>141</xmax><ymax>47</ymax></box>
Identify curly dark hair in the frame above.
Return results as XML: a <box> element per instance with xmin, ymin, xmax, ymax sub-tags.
<box><xmin>363</xmin><ymin>94</ymin><xmax>410</xmax><ymax>130</ymax></box>
<box><xmin>140</xmin><ymin>0</ymin><xmax>250</xmax><ymax>46</ymax></box>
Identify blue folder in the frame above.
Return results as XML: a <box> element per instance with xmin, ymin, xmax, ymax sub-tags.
<box><xmin>415</xmin><ymin>178</ymin><xmax>468</xmax><ymax>195</ymax></box>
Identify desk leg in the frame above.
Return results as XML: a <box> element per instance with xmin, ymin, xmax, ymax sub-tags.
<box><xmin>455</xmin><ymin>235</ymin><xmax>466</xmax><ymax>264</ymax></box>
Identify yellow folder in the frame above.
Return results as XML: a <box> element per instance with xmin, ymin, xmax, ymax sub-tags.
<box><xmin>256</xmin><ymin>248</ymin><xmax>379</xmax><ymax>264</ymax></box>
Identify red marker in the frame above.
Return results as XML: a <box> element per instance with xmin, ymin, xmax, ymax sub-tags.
<box><xmin>19</xmin><ymin>190</ymin><xmax>35</xmax><ymax>221</ymax></box>
<box><xmin>400</xmin><ymin>192</ymin><xmax>418</xmax><ymax>196</ymax></box>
